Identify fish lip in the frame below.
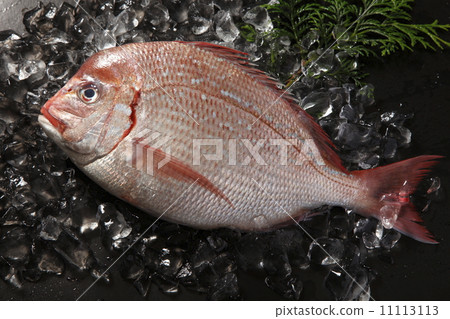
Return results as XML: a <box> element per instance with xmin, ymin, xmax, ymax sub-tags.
<box><xmin>39</xmin><ymin>88</ymin><xmax>76</xmax><ymax>132</ymax></box>
<box><xmin>38</xmin><ymin>114</ymin><xmax>60</xmax><ymax>137</ymax></box>
<box><xmin>40</xmin><ymin>102</ymin><xmax>68</xmax><ymax>132</ymax></box>
<box><xmin>38</xmin><ymin>114</ymin><xmax>66</xmax><ymax>149</ymax></box>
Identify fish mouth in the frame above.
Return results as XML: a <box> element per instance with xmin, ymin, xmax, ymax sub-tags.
<box><xmin>39</xmin><ymin>90</ymin><xmax>72</xmax><ymax>133</ymax></box>
<box><xmin>38</xmin><ymin>114</ymin><xmax>63</xmax><ymax>141</ymax></box>
<box><xmin>40</xmin><ymin>104</ymin><xmax>66</xmax><ymax>132</ymax></box>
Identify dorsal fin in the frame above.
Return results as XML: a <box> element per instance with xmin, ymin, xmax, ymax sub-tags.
<box><xmin>180</xmin><ymin>41</ymin><xmax>347</xmax><ymax>173</ymax></box>
<box><xmin>180</xmin><ymin>41</ymin><xmax>284</xmax><ymax>93</ymax></box>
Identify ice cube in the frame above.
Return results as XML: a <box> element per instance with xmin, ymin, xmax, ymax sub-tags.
<box><xmin>53</xmin><ymin>231</ymin><xmax>96</xmax><ymax>271</ymax></box>
<box><xmin>90</xmin><ymin>265</ymin><xmax>111</xmax><ymax>283</ymax></box>
<box><xmin>191</xmin><ymin>240</ymin><xmax>216</xmax><ymax>269</ymax></box>
<box><xmin>339</xmin><ymin>104</ymin><xmax>359</xmax><ymax>123</ymax></box>
<box><xmin>17</xmin><ymin>60</ymin><xmax>46</xmax><ymax>82</ymax></box>
<box><xmin>0</xmin><ymin>30</ymin><xmax>22</xmax><ymax>49</ymax></box>
<box><xmin>306</xmin><ymin>49</ymin><xmax>336</xmax><ymax>77</ymax></box>
<box><xmin>189</xmin><ymin>0</ymin><xmax>214</xmax><ymax>19</ymax></box>
<box><xmin>301</xmin><ymin>91</ymin><xmax>332</xmax><ymax>119</ymax></box>
<box><xmin>155</xmin><ymin>275</ymin><xmax>179</xmax><ymax>294</ymax></box>
<box><xmin>97</xmin><ymin>203</ymin><xmax>132</xmax><ymax>249</ymax></box>
<box><xmin>386</xmin><ymin>125</ymin><xmax>412</xmax><ymax>148</ymax></box>
<box><xmin>380</xmin><ymin>230</ymin><xmax>402</xmax><ymax>250</ymax></box>
<box><xmin>162</xmin><ymin>0</ymin><xmax>189</xmax><ymax>23</ymax></box>
<box><xmin>301</xmin><ymin>30</ymin><xmax>320</xmax><ymax>51</ymax></box>
<box><xmin>340</xmin><ymin>242</ymin><xmax>362</xmax><ymax>268</ymax></box>
<box><xmin>234</xmin><ymin>233</ymin><xmax>267</xmax><ymax>271</ymax></box>
<box><xmin>379</xmin><ymin>203</ymin><xmax>400</xmax><ymax>229</ymax></box>
<box><xmin>334</xmin><ymin>122</ymin><xmax>375</xmax><ymax>150</ymax></box>
<box><xmin>73</xmin><ymin>15</ymin><xmax>95</xmax><ymax>39</ymax></box>
<box><xmin>47</xmin><ymin>59</ymin><xmax>71</xmax><ymax>82</ymax></box>
<box><xmin>0</xmin><ymin>53</ymin><xmax>18</xmax><ymax>79</ymax></box>
<box><xmin>358</xmin><ymin>154</ymin><xmax>380</xmax><ymax>170</ymax></box>
<box><xmin>215</xmin><ymin>0</ymin><xmax>243</xmax><ymax>16</ymax></box>
<box><xmin>380</xmin><ymin>111</ymin><xmax>414</xmax><ymax>126</ymax></box>
<box><xmin>54</xmin><ymin>2</ymin><xmax>76</xmax><ymax>33</ymax></box>
<box><xmin>158</xmin><ymin>250</ymin><xmax>184</xmax><ymax>277</ymax></box>
<box><xmin>113</xmin><ymin>10</ymin><xmax>140</xmax><ymax>37</ymax></box>
<box><xmin>1</xmin><ymin>80</ymin><xmax>28</xmax><ymax>103</ymax></box>
<box><xmin>133</xmin><ymin>269</ymin><xmax>152</xmax><ymax>297</ymax></box>
<box><xmin>206</xmin><ymin>235</ymin><xmax>228</xmax><ymax>252</ymax></box>
<box><xmin>325</xmin><ymin>267</ymin><xmax>372</xmax><ymax>301</ymax></box>
<box><xmin>146</xmin><ymin>2</ymin><xmax>170</xmax><ymax>26</ymax></box>
<box><xmin>302</xmin><ymin>208</ymin><xmax>330</xmax><ymax>238</ymax></box>
<box><xmin>0</xmin><ymin>265</ymin><xmax>23</xmax><ymax>289</ymax></box>
<box><xmin>265</xmin><ymin>275</ymin><xmax>303</xmax><ymax>300</ymax></box>
<box><xmin>214</xmin><ymin>11</ymin><xmax>239</xmax><ymax>43</ymax></box>
<box><xmin>354</xmin><ymin>218</ymin><xmax>378</xmax><ymax>237</ymax></box>
<box><xmin>3</xmin><ymin>141</ymin><xmax>28</xmax><ymax>168</ymax></box>
<box><xmin>42</xmin><ymin>28</ymin><xmax>71</xmax><ymax>45</ymax></box>
<box><xmin>308</xmin><ymin>237</ymin><xmax>344</xmax><ymax>266</ymax></box>
<box><xmin>188</xmin><ymin>0</ymin><xmax>214</xmax><ymax>36</ymax></box>
<box><xmin>176</xmin><ymin>262</ymin><xmax>193</xmax><ymax>278</ymax></box>
<box><xmin>375</xmin><ymin>221</ymin><xmax>384</xmax><ymax>239</ymax></box>
<box><xmin>328</xmin><ymin>87</ymin><xmax>348</xmax><ymax>109</ymax></box>
<box><xmin>190</xmin><ymin>16</ymin><xmax>212</xmax><ymax>35</ymax></box>
<box><xmin>209</xmin><ymin>273</ymin><xmax>239</xmax><ymax>300</ymax></box>
<box><xmin>279</xmin><ymin>35</ymin><xmax>291</xmax><ymax>47</ymax></box>
<box><xmin>360</xmin><ymin>112</ymin><xmax>382</xmax><ymax>130</ymax></box>
<box><xmin>382</xmin><ymin>137</ymin><xmax>397</xmax><ymax>159</ymax></box>
<box><xmin>12</xmin><ymin>190</ymin><xmax>36</xmax><ymax>215</ymax></box>
<box><xmin>426</xmin><ymin>176</ymin><xmax>441</xmax><ymax>194</ymax></box>
<box><xmin>329</xmin><ymin>214</ymin><xmax>351</xmax><ymax>240</ymax></box>
<box><xmin>37</xmin><ymin>250</ymin><xmax>65</xmax><ymax>275</ymax></box>
<box><xmin>94</xmin><ymin>30</ymin><xmax>117</xmax><ymax>51</ymax></box>
<box><xmin>4</xmin><ymin>168</ymin><xmax>29</xmax><ymax>190</ymax></box>
<box><xmin>71</xmin><ymin>206</ymin><xmax>100</xmax><ymax>234</ymax></box>
<box><xmin>211</xmin><ymin>252</ymin><xmax>236</xmax><ymax>276</ymax></box>
<box><xmin>242</xmin><ymin>6</ymin><xmax>273</xmax><ymax>32</ymax></box>
<box><xmin>117</xmin><ymin>0</ymin><xmax>137</xmax><ymax>11</ymax></box>
<box><xmin>121</xmin><ymin>255</ymin><xmax>146</xmax><ymax>281</ymax></box>
<box><xmin>0</xmin><ymin>227</ymin><xmax>31</xmax><ymax>262</ymax></box>
<box><xmin>263</xmin><ymin>250</ymin><xmax>291</xmax><ymax>276</ymax></box>
<box><xmin>23</xmin><ymin>3</ymin><xmax>48</xmax><ymax>36</ymax></box>
<box><xmin>270</xmin><ymin>228</ymin><xmax>307</xmax><ymax>269</ymax></box>
<box><xmin>362</xmin><ymin>232</ymin><xmax>380</xmax><ymax>250</ymax></box>
<box><xmin>99</xmin><ymin>0</ymin><xmax>115</xmax><ymax>11</ymax></box>
<box><xmin>1</xmin><ymin>97</ymin><xmax>24</xmax><ymax>122</ymax></box>
<box><xmin>356</xmin><ymin>84</ymin><xmax>375</xmax><ymax>107</ymax></box>
<box><xmin>333</xmin><ymin>25</ymin><xmax>354</xmax><ymax>47</ymax></box>
<box><xmin>39</xmin><ymin>215</ymin><xmax>62</xmax><ymax>241</ymax></box>
<box><xmin>0</xmin><ymin>119</ymin><xmax>6</xmax><ymax>136</ymax></box>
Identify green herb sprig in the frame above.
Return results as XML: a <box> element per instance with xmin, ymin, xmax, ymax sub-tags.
<box><xmin>245</xmin><ymin>0</ymin><xmax>450</xmax><ymax>84</ymax></box>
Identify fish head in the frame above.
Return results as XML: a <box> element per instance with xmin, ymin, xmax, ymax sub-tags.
<box><xmin>38</xmin><ymin>47</ymin><xmax>141</xmax><ymax>165</ymax></box>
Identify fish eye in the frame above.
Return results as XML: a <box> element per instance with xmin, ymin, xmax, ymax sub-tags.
<box><xmin>78</xmin><ymin>83</ymin><xmax>100</xmax><ymax>104</ymax></box>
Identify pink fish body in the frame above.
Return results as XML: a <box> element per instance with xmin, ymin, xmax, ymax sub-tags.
<box><xmin>39</xmin><ymin>41</ymin><xmax>440</xmax><ymax>243</ymax></box>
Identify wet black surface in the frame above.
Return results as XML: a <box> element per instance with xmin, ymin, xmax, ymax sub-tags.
<box><xmin>361</xmin><ymin>1</ymin><xmax>450</xmax><ymax>301</ymax></box>
<box><xmin>0</xmin><ymin>0</ymin><xmax>449</xmax><ymax>301</ymax></box>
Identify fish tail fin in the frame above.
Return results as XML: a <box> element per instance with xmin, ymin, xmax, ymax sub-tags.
<box><xmin>352</xmin><ymin>155</ymin><xmax>442</xmax><ymax>244</ymax></box>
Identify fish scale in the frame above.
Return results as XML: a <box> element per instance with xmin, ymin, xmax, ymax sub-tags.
<box><xmin>39</xmin><ymin>41</ymin><xmax>441</xmax><ymax>242</ymax></box>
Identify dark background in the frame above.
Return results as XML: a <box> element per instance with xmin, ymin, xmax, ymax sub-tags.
<box><xmin>362</xmin><ymin>0</ymin><xmax>450</xmax><ymax>301</ymax></box>
<box><xmin>0</xmin><ymin>0</ymin><xmax>449</xmax><ymax>300</ymax></box>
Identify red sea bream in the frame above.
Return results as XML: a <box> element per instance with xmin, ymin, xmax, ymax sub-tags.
<box><xmin>38</xmin><ymin>41</ymin><xmax>440</xmax><ymax>243</ymax></box>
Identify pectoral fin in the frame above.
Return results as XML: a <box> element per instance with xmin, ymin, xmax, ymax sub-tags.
<box><xmin>132</xmin><ymin>146</ymin><xmax>232</xmax><ymax>207</ymax></box>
